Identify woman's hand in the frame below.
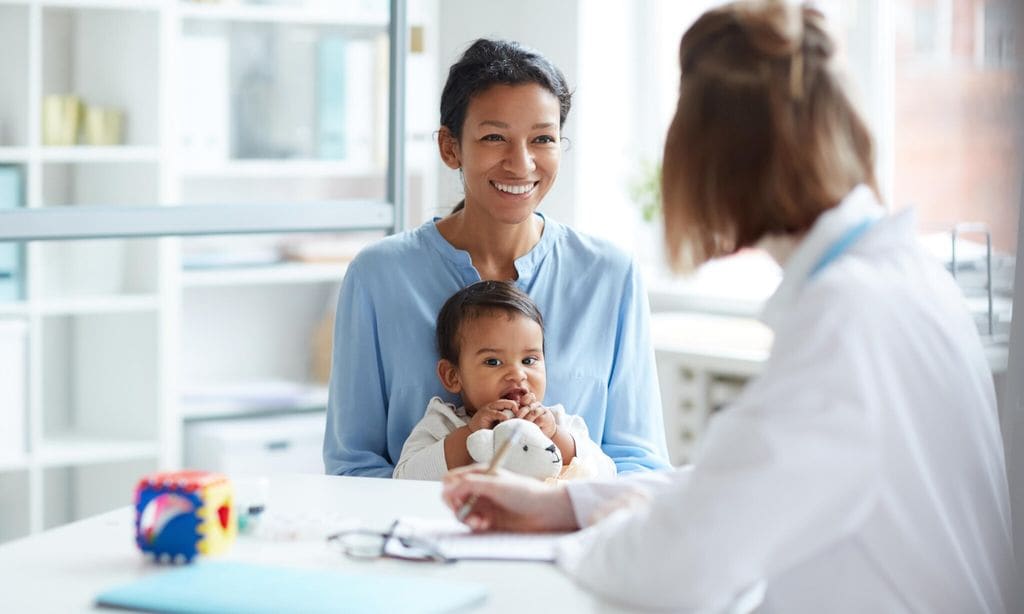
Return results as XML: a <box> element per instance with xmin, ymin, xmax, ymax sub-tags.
<box><xmin>442</xmin><ymin>466</ymin><xmax>580</xmax><ymax>533</ymax></box>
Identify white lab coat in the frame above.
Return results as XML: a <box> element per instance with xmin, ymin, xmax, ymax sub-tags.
<box><xmin>556</xmin><ymin>186</ymin><xmax>1015</xmax><ymax>613</ymax></box>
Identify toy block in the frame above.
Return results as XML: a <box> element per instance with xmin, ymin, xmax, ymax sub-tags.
<box><xmin>134</xmin><ymin>470</ymin><xmax>237</xmax><ymax>563</ymax></box>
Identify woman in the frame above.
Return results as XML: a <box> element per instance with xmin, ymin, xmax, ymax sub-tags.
<box><xmin>442</xmin><ymin>4</ymin><xmax>1015</xmax><ymax>612</ymax></box>
<box><xmin>323</xmin><ymin>39</ymin><xmax>671</xmax><ymax>477</ymax></box>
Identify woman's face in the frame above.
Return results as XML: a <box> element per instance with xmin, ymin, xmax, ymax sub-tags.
<box><xmin>443</xmin><ymin>83</ymin><xmax>562</xmax><ymax>225</ymax></box>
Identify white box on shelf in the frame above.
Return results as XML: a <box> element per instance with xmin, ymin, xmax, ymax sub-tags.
<box><xmin>179</xmin><ymin>35</ymin><xmax>229</xmax><ymax>162</ymax></box>
<box><xmin>0</xmin><ymin>319</ymin><xmax>27</xmax><ymax>461</ymax></box>
<box><xmin>184</xmin><ymin>412</ymin><xmax>326</xmax><ymax>476</ymax></box>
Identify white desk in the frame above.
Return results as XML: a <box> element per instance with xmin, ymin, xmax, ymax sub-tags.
<box><xmin>0</xmin><ymin>474</ymin><xmax>627</xmax><ymax>613</ymax></box>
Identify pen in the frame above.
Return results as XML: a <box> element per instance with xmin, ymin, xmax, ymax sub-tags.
<box><xmin>456</xmin><ymin>423</ymin><xmax>524</xmax><ymax>522</ymax></box>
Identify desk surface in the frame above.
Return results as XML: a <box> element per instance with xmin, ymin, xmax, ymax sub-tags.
<box><xmin>0</xmin><ymin>474</ymin><xmax>626</xmax><ymax>613</ymax></box>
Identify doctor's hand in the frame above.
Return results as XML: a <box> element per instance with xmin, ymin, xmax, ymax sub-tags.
<box><xmin>442</xmin><ymin>467</ymin><xmax>580</xmax><ymax>533</ymax></box>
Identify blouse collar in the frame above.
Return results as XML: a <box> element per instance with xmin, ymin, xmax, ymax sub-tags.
<box><xmin>421</xmin><ymin>212</ymin><xmax>562</xmax><ymax>284</ymax></box>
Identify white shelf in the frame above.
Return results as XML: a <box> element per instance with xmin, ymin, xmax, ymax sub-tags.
<box><xmin>178</xmin><ymin>2</ymin><xmax>388</xmax><ymax>27</ymax></box>
<box><xmin>37</xmin><ymin>0</ymin><xmax>162</xmax><ymax>10</ymax></box>
<box><xmin>39</xmin><ymin>146</ymin><xmax>160</xmax><ymax>164</ymax></box>
<box><xmin>651</xmin><ymin>311</ymin><xmax>774</xmax><ymax>369</ymax></box>
<box><xmin>180</xmin><ymin>382</ymin><xmax>328</xmax><ymax>420</ymax></box>
<box><xmin>182</xmin><ymin>261</ymin><xmax>347</xmax><ymax>287</ymax></box>
<box><xmin>0</xmin><ymin>456</ymin><xmax>29</xmax><ymax>473</ymax></box>
<box><xmin>35</xmin><ymin>435</ymin><xmax>157</xmax><ymax>467</ymax></box>
<box><xmin>32</xmin><ymin>294</ymin><xmax>160</xmax><ymax>315</ymax></box>
<box><xmin>0</xmin><ymin>147</ymin><xmax>29</xmax><ymax>163</ymax></box>
<box><xmin>0</xmin><ymin>0</ymin><xmax>408</xmax><ymax>545</ymax></box>
<box><xmin>0</xmin><ymin>302</ymin><xmax>30</xmax><ymax>316</ymax></box>
<box><xmin>179</xmin><ymin>159</ymin><xmax>379</xmax><ymax>179</ymax></box>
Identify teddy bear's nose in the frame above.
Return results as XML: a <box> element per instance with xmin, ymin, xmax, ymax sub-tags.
<box><xmin>546</xmin><ymin>444</ymin><xmax>557</xmax><ymax>454</ymax></box>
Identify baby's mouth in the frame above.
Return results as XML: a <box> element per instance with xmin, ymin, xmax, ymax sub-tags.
<box><xmin>501</xmin><ymin>387</ymin><xmax>528</xmax><ymax>405</ymax></box>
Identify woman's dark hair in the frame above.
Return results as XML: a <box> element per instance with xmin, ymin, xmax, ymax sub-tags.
<box><xmin>436</xmin><ymin>280</ymin><xmax>545</xmax><ymax>364</ymax></box>
<box><xmin>441</xmin><ymin>38</ymin><xmax>572</xmax><ymax>212</ymax></box>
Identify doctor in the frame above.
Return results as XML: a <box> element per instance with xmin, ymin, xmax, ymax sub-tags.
<box><xmin>442</xmin><ymin>2</ymin><xmax>1016</xmax><ymax>612</ymax></box>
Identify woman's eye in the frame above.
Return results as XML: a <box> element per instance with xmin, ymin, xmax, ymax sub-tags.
<box><xmin>481</xmin><ymin>134</ymin><xmax>505</xmax><ymax>142</ymax></box>
<box><xmin>533</xmin><ymin>135</ymin><xmax>557</xmax><ymax>144</ymax></box>
<box><xmin>484</xmin><ymin>358</ymin><xmax>501</xmax><ymax>366</ymax></box>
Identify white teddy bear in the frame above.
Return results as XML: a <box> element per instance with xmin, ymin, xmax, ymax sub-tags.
<box><xmin>466</xmin><ymin>418</ymin><xmax>563</xmax><ymax>480</ymax></box>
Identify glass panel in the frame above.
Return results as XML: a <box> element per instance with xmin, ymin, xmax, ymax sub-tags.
<box><xmin>893</xmin><ymin>0</ymin><xmax>1019</xmax><ymax>339</ymax></box>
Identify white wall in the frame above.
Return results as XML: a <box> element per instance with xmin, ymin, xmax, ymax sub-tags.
<box><xmin>435</xmin><ymin>0</ymin><xmax>580</xmax><ymax>226</ymax></box>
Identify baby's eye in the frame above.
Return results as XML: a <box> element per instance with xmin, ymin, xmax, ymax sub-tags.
<box><xmin>522</xmin><ymin>357</ymin><xmax>538</xmax><ymax>366</ymax></box>
<box><xmin>483</xmin><ymin>358</ymin><xmax>501</xmax><ymax>366</ymax></box>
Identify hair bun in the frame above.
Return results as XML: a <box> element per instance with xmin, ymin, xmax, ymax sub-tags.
<box><xmin>735</xmin><ymin>0</ymin><xmax>805</xmax><ymax>57</ymax></box>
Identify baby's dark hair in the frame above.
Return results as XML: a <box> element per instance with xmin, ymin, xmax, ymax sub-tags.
<box><xmin>436</xmin><ymin>280</ymin><xmax>544</xmax><ymax>364</ymax></box>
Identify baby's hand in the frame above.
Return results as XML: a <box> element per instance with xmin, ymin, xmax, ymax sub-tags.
<box><xmin>518</xmin><ymin>400</ymin><xmax>556</xmax><ymax>439</ymax></box>
<box><xmin>467</xmin><ymin>399</ymin><xmax>518</xmax><ymax>433</ymax></box>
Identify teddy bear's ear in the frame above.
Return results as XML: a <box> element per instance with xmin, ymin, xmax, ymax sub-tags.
<box><xmin>466</xmin><ymin>429</ymin><xmax>494</xmax><ymax>464</ymax></box>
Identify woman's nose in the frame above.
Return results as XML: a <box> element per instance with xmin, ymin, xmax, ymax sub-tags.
<box><xmin>503</xmin><ymin>142</ymin><xmax>536</xmax><ymax>176</ymax></box>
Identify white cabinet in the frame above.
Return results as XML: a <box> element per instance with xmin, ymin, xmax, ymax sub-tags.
<box><xmin>0</xmin><ymin>0</ymin><xmax>411</xmax><ymax>543</ymax></box>
<box><xmin>184</xmin><ymin>412</ymin><xmax>326</xmax><ymax>476</ymax></box>
<box><xmin>651</xmin><ymin>312</ymin><xmax>773</xmax><ymax>465</ymax></box>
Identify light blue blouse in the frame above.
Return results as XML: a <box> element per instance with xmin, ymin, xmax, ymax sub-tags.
<box><xmin>323</xmin><ymin>213</ymin><xmax>671</xmax><ymax>477</ymax></box>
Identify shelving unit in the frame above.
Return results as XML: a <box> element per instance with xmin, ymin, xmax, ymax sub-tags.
<box><xmin>0</xmin><ymin>0</ymin><xmax>410</xmax><ymax>542</ymax></box>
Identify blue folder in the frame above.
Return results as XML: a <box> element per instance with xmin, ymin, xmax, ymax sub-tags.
<box><xmin>95</xmin><ymin>561</ymin><xmax>487</xmax><ymax>613</ymax></box>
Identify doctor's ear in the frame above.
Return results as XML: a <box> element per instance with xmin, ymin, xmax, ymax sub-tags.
<box><xmin>437</xmin><ymin>359</ymin><xmax>462</xmax><ymax>394</ymax></box>
<box><xmin>438</xmin><ymin>126</ymin><xmax>462</xmax><ymax>170</ymax></box>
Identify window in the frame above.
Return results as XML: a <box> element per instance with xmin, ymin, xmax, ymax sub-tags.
<box><xmin>581</xmin><ymin>0</ymin><xmax>1019</xmax><ymax>339</ymax></box>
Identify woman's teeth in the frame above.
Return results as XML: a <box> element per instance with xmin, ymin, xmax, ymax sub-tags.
<box><xmin>493</xmin><ymin>182</ymin><xmax>535</xmax><ymax>195</ymax></box>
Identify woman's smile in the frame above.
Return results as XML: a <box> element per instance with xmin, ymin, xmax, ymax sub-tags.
<box><xmin>491</xmin><ymin>181</ymin><xmax>539</xmax><ymax>198</ymax></box>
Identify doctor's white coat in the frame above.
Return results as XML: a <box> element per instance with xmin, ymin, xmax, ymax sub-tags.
<box><xmin>556</xmin><ymin>186</ymin><xmax>1015</xmax><ymax>613</ymax></box>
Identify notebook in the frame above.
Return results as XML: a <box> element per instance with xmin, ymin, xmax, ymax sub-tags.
<box><xmin>95</xmin><ymin>561</ymin><xmax>487</xmax><ymax>614</ymax></box>
<box><xmin>392</xmin><ymin>517</ymin><xmax>565</xmax><ymax>562</ymax></box>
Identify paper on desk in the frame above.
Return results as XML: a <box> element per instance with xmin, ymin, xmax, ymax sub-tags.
<box><xmin>393</xmin><ymin>517</ymin><xmax>565</xmax><ymax>562</ymax></box>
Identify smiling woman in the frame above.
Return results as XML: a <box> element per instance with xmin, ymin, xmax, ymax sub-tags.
<box><xmin>323</xmin><ymin>38</ymin><xmax>672</xmax><ymax>479</ymax></box>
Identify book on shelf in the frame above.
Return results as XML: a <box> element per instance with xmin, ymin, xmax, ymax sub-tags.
<box><xmin>179</xmin><ymin>35</ymin><xmax>229</xmax><ymax>163</ymax></box>
<box><xmin>316</xmin><ymin>35</ymin><xmax>347</xmax><ymax>159</ymax></box>
<box><xmin>0</xmin><ymin>165</ymin><xmax>24</xmax><ymax>302</ymax></box>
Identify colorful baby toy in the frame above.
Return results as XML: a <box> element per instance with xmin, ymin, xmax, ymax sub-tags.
<box><xmin>134</xmin><ymin>470</ymin><xmax>237</xmax><ymax>563</ymax></box>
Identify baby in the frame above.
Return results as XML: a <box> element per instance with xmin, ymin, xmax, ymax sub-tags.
<box><xmin>393</xmin><ymin>280</ymin><xmax>616</xmax><ymax>481</ymax></box>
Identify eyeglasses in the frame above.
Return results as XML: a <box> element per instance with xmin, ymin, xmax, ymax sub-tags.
<box><xmin>326</xmin><ymin>520</ymin><xmax>453</xmax><ymax>564</ymax></box>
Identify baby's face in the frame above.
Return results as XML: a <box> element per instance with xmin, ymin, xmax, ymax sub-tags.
<box><xmin>455</xmin><ymin>312</ymin><xmax>546</xmax><ymax>415</ymax></box>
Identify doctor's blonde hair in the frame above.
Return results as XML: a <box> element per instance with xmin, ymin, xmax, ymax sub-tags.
<box><xmin>662</xmin><ymin>1</ymin><xmax>879</xmax><ymax>272</ymax></box>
